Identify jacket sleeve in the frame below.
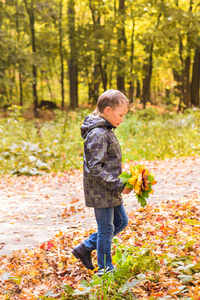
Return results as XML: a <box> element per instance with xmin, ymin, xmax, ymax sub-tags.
<box><xmin>85</xmin><ymin>130</ymin><xmax>125</xmax><ymax>192</ymax></box>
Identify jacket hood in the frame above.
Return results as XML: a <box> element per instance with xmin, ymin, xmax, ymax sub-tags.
<box><xmin>81</xmin><ymin>115</ymin><xmax>114</xmax><ymax>139</ymax></box>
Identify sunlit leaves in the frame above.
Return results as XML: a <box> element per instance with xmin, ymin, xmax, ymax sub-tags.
<box><xmin>0</xmin><ymin>169</ymin><xmax>200</xmax><ymax>298</ymax></box>
<box><xmin>119</xmin><ymin>164</ymin><xmax>157</xmax><ymax>207</ymax></box>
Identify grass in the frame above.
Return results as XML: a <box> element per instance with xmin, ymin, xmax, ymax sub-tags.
<box><xmin>117</xmin><ymin>107</ymin><xmax>200</xmax><ymax>162</ymax></box>
<box><xmin>0</xmin><ymin>105</ymin><xmax>200</xmax><ymax>175</ymax></box>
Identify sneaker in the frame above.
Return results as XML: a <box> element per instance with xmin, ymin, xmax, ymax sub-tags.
<box><xmin>71</xmin><ymin>243</ymin><xmax>95</xmax><ymax>270</ymax></box>
<box><xmin>98</xmin><ymin>267</ymin><xmax>114</xmax><ymax>276</ymax></box>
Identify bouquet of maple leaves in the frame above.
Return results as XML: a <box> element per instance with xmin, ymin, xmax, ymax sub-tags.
<box><xmin>119</xmin><ymin>164</ymin><xmax>157</xmax><ymax>207</ymax></box>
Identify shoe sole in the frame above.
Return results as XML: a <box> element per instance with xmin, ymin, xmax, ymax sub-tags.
<box><xmin>98</xmin><ymin>270</ymin><xmax>113</xmax><ymax>276</ymax></box>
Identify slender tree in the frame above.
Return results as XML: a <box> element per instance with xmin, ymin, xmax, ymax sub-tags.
<box><xmin>16</xmin><ymin>0</ymin><xmax>23</xmax><ymax>106</ymax></box>
<box><xmin>59</xmin><ymin>0</ymin><xmax>65</xmax><ymax>110</ymax></box>
<box><xmin>88</xmin><ymin>0</ymin><xmax>101</xmax><ymax>102</ymax></box>
<box><xmin>142</xmin><ymin>0</ymin><xmax>163</xmax><ymax>108</ymax></box>
<box><xmin>183</xmin><ymin>0</ymin><xmax>194</xmax><ymax>108</ymax></box>
<box><xmin>191</xmin><ymin>47</ymin><xmax>200</xmax><ymax>106</ymax></box>
<box><xmin>24</xmin><ymin>0</ymin><xmax>38</xmax><ymax>115</ymax></box>
<box><xmin>0</xmin><ymin>1</ymin><xmax>7</xmax><ymax>104</ymax></box>
<box><xmin>117</xmin><ymin>0</ymin><xmax>126</xmax><ymax>94</ymax></box>
<box><xmin>129</xmin><ymin>14</ymin><xmax>135</xmax><ymax>103</ymax></box>
<box><xmin>142</xmin><ymin>44</ymin><xmax>153</xmax><ymax>107</ymax></box>
<box><xmin>68</xmin><ymin>0</ymin><xmax>78</xmax><ymax>109</ymax></box>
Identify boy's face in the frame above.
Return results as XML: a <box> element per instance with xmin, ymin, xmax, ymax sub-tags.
<box><xmin>102</xmin><ymin>104</ymin><xmax>128</xmax><ymax>127</ymax></box>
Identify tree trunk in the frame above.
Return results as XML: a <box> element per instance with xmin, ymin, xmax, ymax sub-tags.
<box><xmin>142</xmin><ymin>45</ymin><xmax>153</xmax><ymax>108</ymax></box>
<box><xmin>24</xmin><ymin>0</ymin><xmax>38</xmax><ymax>115</ymax></box>
<box><xmin>136</xmin><ymin>79</ymin><xmax>140</xmax><ymax>98</ymax></box>
<box><xmin>183</xmin><ymin>56</ymin><xmax>191</xmax><ymax>107</ymax></box>
<box><xmin>177</xmin><ymin>36</ymin><xmax>184</xmax><ymax>112</ymax></box>
<box><xmin>99</xmin><ymin>60</ymin><xmax>107</xmax><ymax>91</ymax></box>
<box><xmin>191</xmin><ymin>47</ymin><xmax>200</xmax><ymax>106</ymax></box>
<box><xmin>89</xmin><ymin>1</ymin><xmax>101</xmax><ymax>102</ymax></box>
<box><xmin>129</xmin><ymin>17</ymin><xmax>135</xmax><ymax>103</ymax></box>
<box><xmin>175</xmin><ymin>0</ymin><xmax>192</xmax><ymax>110</ymax></box>
<box><xmin>142</xmin><ymin>2</ymin><xmax>163</xmax><ymax>109</ymax></box>
<box><xmin>183</xmin><ymin>0</ymin><xmax>193</xmax><ymax>108</ymax></box>
<box><xmin>16</xmin><ymin>0</ymin><xmax>23</xmax><ymax>106</ymax></box>
<box><xmin>117</xmin><ymin>0</ymin><xmax>126</xmax><ymax>94</ymax></box>
<box><xmin>93</xmin><ymin>59</ymin><xmax>100</xmax><ymax>102</ymax></box>
<box><xmin>68</xmin><ymin>60</ymin><xmax>78</xmax><ymax>109</ymax></box>
<box><xmin>68</xmin><ymin>0</ymin><xmax>78</xmax><ymax>109</ymax></box>
<box><xmin>0</xmin><ymin>1</ymin><xmax>7</xmax><ymax>104</ymax></box>
<box><xmin>129</xmin><ymin>82</ymin><xmax>134</xmax><ymax>104</ymax></box>
<box><xmin>30</xmin><ymin>1</ymin><xmax>38</xmax><ymax>113</ymax></box>
<box><xmin>59</xmin><ymin>0</ymin><xmax>65</xmax><ymax>110</ymax></box>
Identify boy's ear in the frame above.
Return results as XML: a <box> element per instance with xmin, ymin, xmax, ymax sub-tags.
<box><xmin>103</xmin><ymin>106</ymin><xmax>111</xmax><ymax>115</ymax></box>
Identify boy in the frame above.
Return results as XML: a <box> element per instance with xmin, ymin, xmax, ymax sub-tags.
<box><xmin>72</xmin><ymin>89</ymin><xmax>132</xmax><ymax>275</ymax></box>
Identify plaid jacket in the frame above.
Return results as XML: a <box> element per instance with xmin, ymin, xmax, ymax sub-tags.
<box><xmin>81</xmin><ymin>115</ymin><xmax>125</xmax><ymax>208</ymax></box>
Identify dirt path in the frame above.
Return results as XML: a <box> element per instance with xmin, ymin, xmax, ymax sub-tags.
<box><xmin>0</xmin><ymin>156</ymin><xmax>200</xmax><ymax>256</ymax></box>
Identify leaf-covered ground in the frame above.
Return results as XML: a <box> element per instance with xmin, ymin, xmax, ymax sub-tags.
<box><xmin>0</xmin><ymin>156</ymin><xmax>200</xmax><ymax>299</ymax></box>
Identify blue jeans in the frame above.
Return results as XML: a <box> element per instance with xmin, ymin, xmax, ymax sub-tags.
<box><xmin>84</xmin><ymin>204</ymin><xmax>128</xmax><ymax>270</ymax></box>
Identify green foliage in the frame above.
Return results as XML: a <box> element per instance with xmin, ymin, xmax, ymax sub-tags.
<box><xmin>0</xmin><ymin>107</ymin><xmax>88</xmax><ymax>175</ymax></box>
<box><xmin>116</xmin><ymin>108</ymin><xmax>200</xmax><ymax>162</ymax></box>
<box><xmin>59</xmin><ymin>240</ymin><xmax>160</xmax><ymax>300</ymax></box>
<box><xmin>0</xmin><ymin>107</ymin><xmax>200</xmax><ymax>175</ymax></box>
<box><xmin>45</xmin><ymin>239</ymin><xmax>198</xmax><ymax>299</ymax></box>
<box><xmin>118</xmin><ymin>171</ymin><xmax>132</xmax><ymax>188</ymax></box>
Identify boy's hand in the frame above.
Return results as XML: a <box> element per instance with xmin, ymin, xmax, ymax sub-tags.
<box><xmin>122</xmin><ymin>187</ymin><xmax>132</xmax><ymax>194</ymax></box>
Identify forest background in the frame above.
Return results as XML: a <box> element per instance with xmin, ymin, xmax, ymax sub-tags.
<box><xmin>1</xmin><ymin>0</ymin><xmax>200</xmax><ymax>113</ymax></box>
<box><xmin>1</xmin><ymin>0</ymin><xmax>200</xmax><ymax>176</ymax></box>
<box><xmin>1</xmin><ymin>1</ymin><xmax>200</xmax><ymax>299</ymax></box>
